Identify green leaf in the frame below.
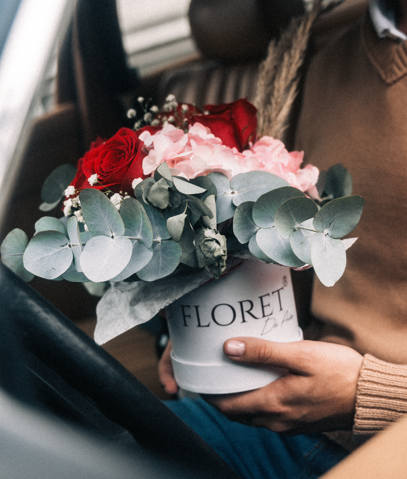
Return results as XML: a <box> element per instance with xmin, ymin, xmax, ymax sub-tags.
<box><xmin>324</xmin><ymin>164</ymin><xmax>353</xmax><ymax>198</ymax></box>
<box><xmin>167</xmin><ymin>213</ymin><xmax>187</xmax><ymax>242</ymax></box>
<box><xmin>179</xmin><ymin>219</ymin><xmax>195</xmax><ymax>253</ymax></box>
<box><xmin>190</xmin><ymin>176</ymin><xmax>217</xmax><ymax>200</ymax></box>
<box><xmin>248</xmin><ymin>234</ymin><xmax>275</xmax><ymax>263</ymax></box>
<box><xmin>173</xmin><ymin>176</ymin><xmax>206</xmax><ymax>195</ymax></box>
<box><xmin>311</xmin><ymin>233</ymin><xmax>346</xmax><ymax>287</ymax></box>
<box><xmin>274</xmin><ymin>196</ymin><xmax>318</xmax><ymax>239</ymax></box>
<box><xmin>169</xmin><ymin>190</ymin><xmax>183</xmax><ymax>208</ymax></box>
<box><xmin>137</xmin><ymin>240</ymin><xmax>182</xmax><ymax>281</ymax></box>
<box><xmin>252</xmin><ymin>187</ymin><xmax>305</xmax><ymax>229</ymax></box>
<box><xmin>39</xmin><ymin>199</ymin><xmax>62</xmax><ymax>212</ymax></box>
<box><xmin>185</xmin><ymin>195</ymin><xmax>213</xmax><ymax>218</ymax></box>
<box><xmin>23</xmin><ymin>231</ymin><xmax>73</xmax><ymax>279</ymax></box>
<box><xmin>180</xmin><ymin>249</ymin><xmax>198</xmax><ymax>268</ymax></box>
<box><xmin>233</xmin><ymin>202</ymin><xmax>259</xmax><ymax>244</ymax></box>
<box><xmin>35</xmin><ymin>216</ymin><xmax>68</xmax><ymax>236</ymax></box>
<box><xmin>147</xmin><ymin>177</ymin><xmax>170</xmax><ymax>209</ymax></box>
<box><xmin>256</xmin><ymin>227</ymin><xmax>304</xmax><ymax>267</ymax></box>
<box><xmin>120</xmin><ymin>198</ymin><xmax>153</xmax><ymax>248</ymax></box>
<box><xmin>313</xmin><ymin>195</ymin><xmax>365</xmax><ymax>238</ymax></box>
<box><xmin>83</xmin><ymin>282</ymin><xmax>108</xmax><ymax>297</ymax></box>
<box><xmin>142</xmin><ymin>202</ymin><xmax>170</xmax><ymax>240</ymax></box>
<box><xmin>80</xmin><ymin>235</ymin><xmax>133</xmax><ymax>282</ymax></box>
<box><xmin>67</xmin><ymin>216</ymin><xmax>82</xmax><ymax>272</ymax></box>
<box><xmin>80</xmin><ymin>189</ymin><xmax>125</xmax><ymax>237</ymax></box>
<box><xmin>154</xmin><ymin>161</ymin><xmax>174</xmax><ymax>185</ymax></box>
<box><xmin>207</xmin><ymin>172</ymin><xmax>235</xmax><ymax>223</ymax></box>
<box><xmin>0</xmin><ymin>229</ymin><xmax>34</xmax><ymax>281</ymax></box>
<box><xmin>290</xmin><ymin>219</ymin><xmax>315</xmax><ymax>265</ymax></box>
<box><xmin>202</xmin><ymin>194</ymin><xmax>217</xmax><ymax>229</ymax></box>
<box><xmin>62</xmin><ymin>263</ymin><xmax>89</xmax><ymax>282</ymax></box>
<box><xmin>231</xmin><ymin>171</ymin><xmax>289</xmax><ymax>207</ymax></box>
<box><xmin>41</xmin><ymin>164</ymin><xmax>77</xmax><ymax>204</ymax></box>
<box><xmin>110</xmin><ymin>240</ymin><xmax>153</xmax><ymax>281</ymax></box>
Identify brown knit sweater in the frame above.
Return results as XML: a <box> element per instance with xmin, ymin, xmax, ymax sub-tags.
<box><xmin>294</xmin><ymin>8</ymin><xmax>407</xmax><ymax>443</ymax></box>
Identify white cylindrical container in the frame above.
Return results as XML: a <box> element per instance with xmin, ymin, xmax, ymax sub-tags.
<box><xmin>165</xmin><ymin>261</ymin><xmax>302</xmax><ymax>394</ymax></box>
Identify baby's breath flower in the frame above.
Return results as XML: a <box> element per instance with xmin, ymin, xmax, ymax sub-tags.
<box><xmin>110</xmin><ymin>193</ymin><xmax>123</xmax><ymax>210</ymax></box>
<box><xmin>132</xmin><ymin>177</ymin><xmax>143</xmax><ymax>189</ymax></box>
<box><xmin>144</xmin><ymin>112</ymin><xmax>153</xmax><ymax>123</ymax></box>
<box><xmin>163</xmin><ymin>104</ymin><xmax>172</xmax><ymax>112</ymax></box>
<box><xmin>181</xmin><ymin>104</ymin><xmax>189</xmax><ymax>112</ymax></box>
<box><xmin>150</xmin><ymin>105</ymin><xmax>159</xmax><ymax>113</ymax></box>
<box><xmin>71</xmin><ymin>196</ymin><xmax>80</xmax><ymax>208</ymax></box>
<box><xmin>127</xmin><ymin>108</ymin><xmax>136</xmax><ymax>119</ymax></box>
<box><xmin>134</xmin><ymin>120</ymin><xmax>143</xmax><ymax>130</ymax></box>
<box><xmin>64</xmin><ymin>185</ymin><xmax>76</xmax><ymax>197</ymax></box>
<box><xmin>137</xmin><ymin>96</ymin><xmax>144</xmax><ymax>103</ymax></box>
<box><xmin>168</xmin><ymin>115</ymin><xmax>175</xmax><ymax>123</ymax></box>
<box><xmin>63</xmin><ymin>199</ymin><xmax>72</xmax><ymax>217</ymax></box>
<box><xmin>151</xmin><ymin>119</ymin><xmax>160</xmax><ymax>126</ymax></box>
<box><xmin>166</xmin><ymin>94</ymin><xmax>176</xmax><ymax>103</ymax></box>
<box><xmin>74</xmin><ymin>209</ymin><xmax>84</xmax><ymax>223</ymax></box>
<box><xmin>88</xmin><ymin>174</ymin><xmax>99</xmax><ymax>186</ymax></box>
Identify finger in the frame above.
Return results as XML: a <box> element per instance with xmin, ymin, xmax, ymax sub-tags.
<box><xmin>223</xmin><ymin>337</ymin><xmax>312</xmax><ymax>374</ymax></box>
<box><xmin>158</xmin><ymin>341</ymin><xmax>179</xmax><ymax>395</ymax></box>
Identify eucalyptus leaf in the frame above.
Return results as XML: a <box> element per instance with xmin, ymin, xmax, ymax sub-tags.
<box><xmin>23</xmin><ymin>231</ymin><xmax>73</xmax><ymax>279</ymax></box>
<box><xmin>290</xmin><ymin>220</ymin><xmax>315</xmax><ymax>265</ymax></box>
<box><xmin>207</xmin><ymin>172</ymin><xmax>235</xmax><ymax>223</ymax></box>
<box><xmin>313</xmin><ymin>195</ymin><xmax>365</xmax><ymax>238</ymax></box>
<box><xmin>169</xmin><ymin>190</ymin><xmax>183</xmax><ymax>208</ymax></box>
<box><xmin>154</xmin><ymin>161</ymin><xmax>174</xmax><ymax>185</ymax></box>
<box><xmin>256</xmin><ymin>227</ymin><xmax>304</xmax><ymax>267</ymax></box>
<box><xmin>231</xmin><ymin>171</ymin><xmax>289</xmax><ymax>207</ymax></box>
<box><xmin>248</xmin><ymin>234</ymin><xmax>275</xmax><ymax>263</ymax></box>
<box><xmin>233</xmin><ymin>202</ymin><xmax>259</xmax><ymax>244</ymax></box>
<box><xmin>83</xmin><ymin>282</ymin><xmax>108</xmax><ymax>297</ymax></box>
<box><xmin>185</xmin><ymin>195</ymin><xmax>213</xmax><ymax>218</ymax></box>
<box><xmin>62</xmin><ymin>263</ymin><xmax>89</xmax><ymax>282</ymax></box>
<box><xmin>67</xmin><ymin>216</ymin><xmax>82</xmax><ymax>272</ymax></box>
<box><xmin>137</xmin><ymin>240</ymin><xmax>182</xmax><ymax>281</ymax></box>
<box><xmin>179</xmin><ymin>219</ymin><xmax>195</xmax><ymax>253</ymax></box>
<box><xmin>142</xmin><ymin>202</ymin><xmax>170</xmax><ymax>240</ymax></box>
<box><xmin>147</xmin><ymin>177</ymin><xmax>170</xmax><ymax>209</ymax></box>
<box><xmin>39</xmin><ymin>198</ymin><xmax>62</xmax><ymax>212</ymax></box>
<box><xmin>253</xmin><ymin>187</ymin><xmax>305</xmax><ymax>229</ymax></box>
<box><xmin>140</xmin><ymin>177</ymin><xmax>156</xmax><ymax>203</ymax></box>
<box><xmin>202</xmin><ymin>195</ymin><xmax>217</xmax><ymax>229</ymax></box>
<box><xmin>324</xmin><ymin>164</ymin><xmax>353</xmax><ymax>198</ymax></box>
<box><xmin>173</xmin><ymin>176</ymin><xmax>206</xmax><ymax>195</ymax></box>
<box><xmin>35</xmin><ymin>216</ymin><xmax>68</xmax><ymax>236</ymax></box>
<box><xmin>180</xmin><ymin>249</ymin><xmax>198</xmax><ymax>268</ymax></box>
<box><xmin>110</xmin><ymin>240</ymin><xmax>154</xmax><ymax>281</ymax></box>
<box><xmin>191</xmin><ymin>176</ymin><xmax>217</xmax><ymax>200</ymax></box>
<box><xmin>120</xmin><ymin>198</ymin><xmax>153</xmax><ymax>248</ymax></box>
<box><xmin>167</xmin><ymin>213</ymin><xmax>187</xmax><ymax>242</ymax></box>
<box><xmin>80</xmin><ymin>235</ymin><xmax>133</xmax><ymax>282</ymax></box>
<box><xmin>274</xmin><ymin>196</ymin><xmax>318</xmax><ymax>239</ymax></box>
<box><xmin>80</xmin><ymin>189</ymin><xmax>125</xmax><ymax>237</ymax></box>
<box><xmin>0</xmin><ymin>229</ymin><xmax>34</xmax><ymax>281</ymax></box>
<box><xmin>41</xmin><ymin>164</ymin><xmax>77</xmax><ymax>204</ymax></box>
<box><xmin>311</xmin><ymin>232</ymin><xmax>346</xmax><ymax>287</ymax></box>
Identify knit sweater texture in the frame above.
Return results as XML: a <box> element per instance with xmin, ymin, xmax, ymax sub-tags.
<box><xmin>295</xmin><ymin>8</ymin><xmax>407</xmax><ymax>442</ymax></box>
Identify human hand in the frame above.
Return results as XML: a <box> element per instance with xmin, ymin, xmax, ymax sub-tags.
<box><xmin>203</xmin><ymin>338</ymin><xmax>363</xmax><ymax>435</ymax></box>
<box><xmin>158</xmin><ymin>339</ymin><xmax>179</xmax><ymax>395</ymax></box>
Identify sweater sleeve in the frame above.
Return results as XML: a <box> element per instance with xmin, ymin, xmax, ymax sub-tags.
<box><xmin>353</xmin><ymin>354</ymin><xmax>407</xmax><ymax>439</ymax></box>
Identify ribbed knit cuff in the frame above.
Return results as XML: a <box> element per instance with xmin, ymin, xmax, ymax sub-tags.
<box><xmin>353</xmin><ymin>354</ymin><xmax>407</xmax><ymax>439</ymax></box>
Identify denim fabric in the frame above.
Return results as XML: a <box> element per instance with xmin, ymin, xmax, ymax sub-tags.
<box><xmin>167</xmin><ymin>398</ymin><xmax>349</xmax><ymax>479</ymax></box>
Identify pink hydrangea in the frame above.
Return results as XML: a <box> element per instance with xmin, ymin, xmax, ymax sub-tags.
<box><xmin>140</xmin><ymin>123</ymin><xmax>319</xmax><ymax>193</ymax></box>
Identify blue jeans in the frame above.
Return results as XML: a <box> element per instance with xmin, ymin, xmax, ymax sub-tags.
<box><xmin>167</xmin><ymin>398</ymin><xmax>349</xmax><ymax>479</ymax></box>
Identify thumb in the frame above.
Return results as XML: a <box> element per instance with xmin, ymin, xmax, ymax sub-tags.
<box><xmin>223</xmin><ymin>337</ymin><xmax>308</xmax><ymax>374</ymax></box>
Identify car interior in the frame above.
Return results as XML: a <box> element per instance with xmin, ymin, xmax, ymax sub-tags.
<box><xmin>1</xmin><ymin>0</ymin><xmax>407</xmax><ymax>477</ymax></box>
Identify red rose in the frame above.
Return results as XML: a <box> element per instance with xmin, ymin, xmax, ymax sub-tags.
<box><xmin>191</xmin><ymin>99</ymin><xmax>257</xmax><ymax>151</ymax></box>
<box><xmin>70</xmin><ymin>126</ymin><xmax>157</xmax><ymax>195</ymax></box>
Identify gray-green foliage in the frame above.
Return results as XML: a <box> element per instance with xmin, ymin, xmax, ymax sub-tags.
<box><xmin>0</xmin><ymin>163</ymin><xmax>364</xmax><ymax>287</ymax></box>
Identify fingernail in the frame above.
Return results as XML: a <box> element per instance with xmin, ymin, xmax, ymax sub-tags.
<box><xmin>225</xmin><ymin>340</ymin><xmax>245</xmax><ymax>357</ymax></box>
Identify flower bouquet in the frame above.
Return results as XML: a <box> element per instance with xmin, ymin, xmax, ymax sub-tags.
<box><xmin>1</xmin><ymin>95</ymin><xmax>364</xmax><ymax>393</ymax></box>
